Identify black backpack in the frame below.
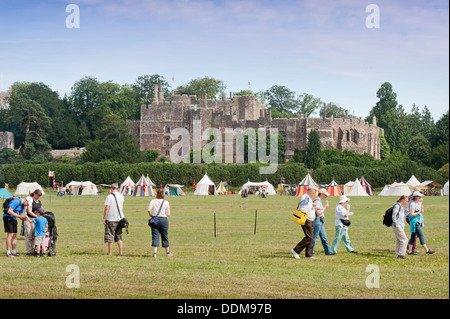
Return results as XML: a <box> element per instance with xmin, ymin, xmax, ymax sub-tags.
<box><xmin>2</xmin><ymin>197</ymin><xmax>18</xmax><ymax>214</ymax></box>
<box><xmin>383</xmin><ymin>203</ymin><xmax>399</xmax><ymax>227</ymax></box>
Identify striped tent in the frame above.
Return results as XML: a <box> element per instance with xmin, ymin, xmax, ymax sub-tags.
<box><xmin>215</xmin><ymin>181</ymin><xmax>228</xmax><ymax>194</ymax></box>
<box><xmin>360</xmin><ymin>176</ymin><xmax>373</xmax><ymax>196</ymax></box>
<box><xmin>295</xmin><ymin>173</ymin><xmax>319</xmax><ymax>197</ymax></box>
<box><xmin>133</xmin><ymin>175</ymin><xmax>156</xmax><ymax>197</ymax></box>
<box><xmin>327</xmin><ymin>180</ymin><xmax>342</xmax><ymax>197</ymax></box>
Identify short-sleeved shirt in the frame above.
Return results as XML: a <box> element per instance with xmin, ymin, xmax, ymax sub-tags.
<box><xmin>313</xmin><ymin>197</ymin><xmax>324</xmax><ymax>218</ymax></box>
<box><xmin>4</xmin><ymin>198</ymin><xmax>25</xmax><ymax>220</ymax></box>
<box><xmin>298</xmin><ymin>194</ymin><xmax>315</xmax><ymax>221</ymax></box>
<box><xmin>104</xmin><ymin>192</ymin><xmax>125</xmax><ymax>222</ymax></box>
<box><xmin>148</xmin><ymin>199</ymin><xmax>170</xmax><ymax>218</ymax></box>
<box><xmin>335</xmin><ymin>204</ymin><xmax>349</xmax><ymax>229</ymax></box>
<box><xmin>33</xmin><ymin>216</ymin><xmax>48</xmax><ymax>237</ymax></box>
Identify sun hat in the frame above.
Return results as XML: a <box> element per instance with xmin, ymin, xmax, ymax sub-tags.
<box><xmin>319</xmin><ymin>188</ymin><xmax>330</xmax><ymax>196</ymax></box>
<box><xmin>339</xmin><ymin>195</ymin><xmax>350</xmax><ymax>203</ymax></box>
<box><xmin>412</xmin><ymin>191</ymin><xmax>423</xmax><ymax>197</ymax></box>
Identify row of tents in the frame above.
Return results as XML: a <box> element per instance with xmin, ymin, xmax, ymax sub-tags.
<box><xmin>1</xmin><ymin>173</ymin><xmax>448</xmax><ymax>198</ymax></box>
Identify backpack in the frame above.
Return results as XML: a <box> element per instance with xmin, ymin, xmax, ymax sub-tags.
<box><xmin>2</xmin><ymin>197</ymin><xmax>18</xmax><ymax>215</ymax></box>
<box><xmin>383</xmin><ymin>203</ymin><xmax>399</xmax><ymax>227</ymax></box>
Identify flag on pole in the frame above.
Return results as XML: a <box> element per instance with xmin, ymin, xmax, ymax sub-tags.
<box><xmin>193</xmin><ymin>179</ymin><xmax>196</xmax><ymax>190</ymax></box>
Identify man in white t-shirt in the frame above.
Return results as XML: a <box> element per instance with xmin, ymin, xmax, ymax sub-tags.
<box><xmin>103</xmin><ymin>183</ymin><xmax>125</xmax><ymax>255</ymax></box>
<box><xmin>291</xmin><ymin>186</ymin><xmax>318</xmax><ymax>259</ymax></box>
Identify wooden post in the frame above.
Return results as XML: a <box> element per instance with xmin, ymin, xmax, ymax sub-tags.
<box><xmin>214</xmin><ymin>213</ymin><xmax>216</xmax><ymax>238</ymax></box>
<box><xmin>254</xmin><ymin>210</ymin><xmax>258</xmax><ymax>235</ymax></box>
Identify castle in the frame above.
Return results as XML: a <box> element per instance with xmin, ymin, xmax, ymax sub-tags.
<box><xmin>128</xmin><ymin>84</ymin><xmax>382</xmax><ymax>162</ymax></box>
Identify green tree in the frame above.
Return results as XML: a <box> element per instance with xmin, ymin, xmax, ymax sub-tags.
<box><xmin>264</xmin><ymin>85</ymin><xmax>298</xmax><ymax>115</ymax></box>
<box><xmin>7</xmin><ymin>93</ymin><xmax>51</xmax><ymax>157</ymax></box>
<box><xmin>133</xmin><ymin>74</ymin><xmax>170</xmax><ymax>107</ymax></box>
<box><xmin>80</xmin><ymin>115</ymin><xmax>144</xmax><ymax>163</ymax></box>
<box><xmin>146</xmin><ymin>150</ymin><xmax>159</xmax><ymax>162</ymax></box>
<box><xmin>406</xmin><ymin>134</ymin><xmax>432</xmax><ymax>166</ymax></box>
<box><xmin>304</xmin><ymin>129</ymin><xmax>322</xmax><ymax>169</ymax></box>
<box><xmin>175</xmin><ymin>77</ymin><xmax>226</xmax><ymax>99</ymax></box>
<box><xmin>431</xmin><ymin>111</ymin><xmax>449</xmax><ymax>147</ymax></box>
<box><xmin>319</xmin><ymin>102</ymin><xmax>347</xmax><ymax>118</ymax></box>
<box><xmin>297</xmin><ymin>93</ymin><xmax>323</xmax><ymax>117</ymax></box>
<box><xmin>379</xmin><ymin>129</ymin><xmax>390</xmax><ymax>159</ymax></box>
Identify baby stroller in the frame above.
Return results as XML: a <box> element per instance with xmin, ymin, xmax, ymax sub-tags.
<box><xmin>43</xmin><ymin>212</ymin><xmax>58</xmax><ymax>256</ymax></box>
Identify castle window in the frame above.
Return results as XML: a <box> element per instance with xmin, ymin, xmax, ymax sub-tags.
<box><xmin>215</xmin><ymin>116</ymin><xmax>219</xmax><ymax>125</ymax></box>
<box><xmin>165</xmin><ymin>125</ymin><xmax>170</xmax><ymax>133</ymax></box>
<box><xmin>165</xmin><ymin>137</ymin><xmax>170</xmax><ymax>147</ymax></box>
<box><xmin>166</xmin><ymin>113</ymin><xmax>170</xmax><ymax>120</ymax></box>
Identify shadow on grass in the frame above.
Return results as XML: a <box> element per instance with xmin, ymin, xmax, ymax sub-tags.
<box><xmin>69</xmin><ymin>251</ymin><xmax>155</xmax><ymax>258</ymax></box>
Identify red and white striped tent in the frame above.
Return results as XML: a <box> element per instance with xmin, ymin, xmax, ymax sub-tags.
<box><xmin>295</xmin><ymin>173</ymin><xmax>319</xmax><ymax>197</ymax></box>
<box><xmin>327</xmin><ymin>180</ymin><xmax>342</xmax><ymax>197</ymax></box>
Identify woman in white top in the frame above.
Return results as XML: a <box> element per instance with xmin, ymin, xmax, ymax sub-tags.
<box><xmin>148</xmin><ymin>188</ymin><xmax>172</xmax><ymax>258</ymax></box>
<box><xmin>330</xmin><ymin>195</ymin><xmax>358</xmax><ymax>254</ymax></box>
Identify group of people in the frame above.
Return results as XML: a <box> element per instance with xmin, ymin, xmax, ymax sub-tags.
<box><xmin>291</xmin><ymin>186</ymin><xmax>434</xmax><ymax>259</ymax></box>
<box><xmin>4</xmin><ymin>183</ymin><xmax>435</xmax><ymax>260</ymax></box>
<box><xmin>103</xmin><ymin>183</ymin><xmax>172</xmax><ymax>257</ymax></box>
<box><xmin>3</xmin><ymin>189</ymin><xmax>49</xmax><ymax>257</ymax></box>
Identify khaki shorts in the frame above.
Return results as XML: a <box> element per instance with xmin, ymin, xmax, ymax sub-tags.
<box><xmin>34</xmin><ymin>236</ymin><xmax>45</xmax><ymax>247</ymax></box>
<box><xmin>104</xmin><ymin>221</ymin><xmax>123</xmax><ymax>243</ymax></box>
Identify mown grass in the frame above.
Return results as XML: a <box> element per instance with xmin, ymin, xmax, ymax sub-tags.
<box><xmin>0</xmin><ymin>193</ymin><xmax>448</xmax><ymax>299</ymax></box>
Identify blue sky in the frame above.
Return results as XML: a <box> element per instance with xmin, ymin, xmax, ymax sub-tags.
<box><xmin>0</xmin><ymin>0</ymin><xmax>448</xmax><ymax>120</ymax></box>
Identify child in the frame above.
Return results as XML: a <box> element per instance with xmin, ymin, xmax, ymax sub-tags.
<box><xmin>33</xmin><ymin>208</ymin><xmax>48</xmax><ymax>257</ymax></box>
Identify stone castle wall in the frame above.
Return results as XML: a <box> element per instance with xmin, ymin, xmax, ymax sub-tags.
<box><xmin>128</xmin><ymin>84</ymin><xmax>381</xmax><ymax>161</ymax></box>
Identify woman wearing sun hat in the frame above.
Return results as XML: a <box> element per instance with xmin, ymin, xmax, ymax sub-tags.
<box><xmin>407</xmin><ymin>191</ymin><xmax>434</xmax><ymax>255</ymax></box>
<box><xmin>330</xmin><ymin>195</ymin><xmax>358</xmax><ymax>254</ymax></box>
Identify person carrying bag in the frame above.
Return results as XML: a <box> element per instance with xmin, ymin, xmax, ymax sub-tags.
<box><xmin>147</xmin><ymin>189</ymin><xmax>173</xmax><ymax>258</ymax></box>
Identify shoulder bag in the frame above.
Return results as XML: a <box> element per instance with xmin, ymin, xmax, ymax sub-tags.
<box><xmin>112</xmin><ymin>193</ymin><xmax>128</xmax><ymax>234</ymax></box>
<box><xmin>291</xmin><ymin>199</ymin><xmax>308</xmax><ymax>225</ymax></box>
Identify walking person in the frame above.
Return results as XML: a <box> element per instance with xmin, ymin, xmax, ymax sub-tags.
<box><xmin>147</xmin><ymin>188</ymin><xmax>172</xmax><ymax>258</ymax></box>
<box><xmin>291</xmin><ymin>186</ymin><xmax>318</xmax><ymax>259</ymax></box>
<box><xmin>407</xmin><ymin>191</ymin><xmax>434</xmax><ymax>255</ymax></box>
<box><xmin>391</xmin><ymin>195</ymin><xmax>409</xmax><ymax>259</ymax></box>
<box><xmin>312</xmin><ymin>188</ymin><xmax>334</xmax><ymax>256</ymax></box>
<box><xmin>330</xmin><ymin>195</ymin><xmax>358</xmax><ymax>254</ymax></box>
<box><xmin>24</xmin><ymin>189</ymin><xmax>44</xmax><ymax>255</ymax></box>
<box><xmin>3</xmin><ymin>197</ymin><xmax>29</xmax><ymax>257</ymax></box>
<box><xmin>103</xmin><ymin>183</ymin><xmax>125</xmax><ymax>256</ymax></box>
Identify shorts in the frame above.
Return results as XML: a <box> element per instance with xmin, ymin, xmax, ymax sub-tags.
<box><xmin>104</xmin><ymin>221</ymin><xmax>123</xmax><ymax>243</ymax></box>
<box><xmin>3</xmin><ymin>216</ymin><xmax>17</xmax><ymax>234</ymax></box>
<box><xmin>34</xmin><ymin>236</ymin><xmax>45</xmax><ymax>247</ymax></box>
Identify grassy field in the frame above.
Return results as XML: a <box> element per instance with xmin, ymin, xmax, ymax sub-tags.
<box><xmin>0</xmin><ymin>191</ymin><xmax>448</xmax><ymax>299</ymax></box>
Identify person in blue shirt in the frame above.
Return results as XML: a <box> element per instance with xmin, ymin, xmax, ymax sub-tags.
<box><xmin>4</xmin><ymin>197</ymin><xmax>29</xmax><ymax>257</ymax></box>
<box><xmin>33</xmin><ymin>208</ymin><xmax>48</xmax><ymax>257</ymax></box>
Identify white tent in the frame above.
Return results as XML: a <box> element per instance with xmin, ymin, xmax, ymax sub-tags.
<box><xmin>443</xmin><ymin>181</ymin><xmax>449</xmax><ymax>196</ymax></box>
<box><xmin>194</xmin><ymin>173</ymin><xmax>217</xmax><ymax>195</ymax></box>
<box><xmin>145</xmin><ymin>175</ymin><xmax>156</xmax><ymax>187</ymax></box>
<box><xmin>343</xmin><ymin>181</ymin><xmax>354</xmax><ymax>195</ymax></box>
<box><xmin>345</xmin><ymin>178</ymin><xmax>369</xmax><ymax>196</ymax></box>
<box><xmin>238</xmin><ymin>181</ymin><xmax>276</xmax><ymax>195</ymax></box>
<box><xmin>406</xmin><ymin>175</ymin><xmax>421</xmax><ymax>189</ymax></box>
<box><xmin>379</xmin><ymin>182</ymin><xmax>412</xmax><ymax>197</ymax></box>
<box><xmin>120</xmin><ymin>176</ymin><xmax>135</xmax><ymax>195</ymax></box>
<box><xmin>14</xmin><ymin>182</ymin><xmax>45</xmax><ymax>196</ymax></box>
<box><xmin>66</xmin><ymin>181</ymin><xmax>98</xmax><ymax>195</ymax></box>
<box><xmin>378</xmin><ymin>185</ymin><xmax>389</xmax><ymax>196</ymax></box>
